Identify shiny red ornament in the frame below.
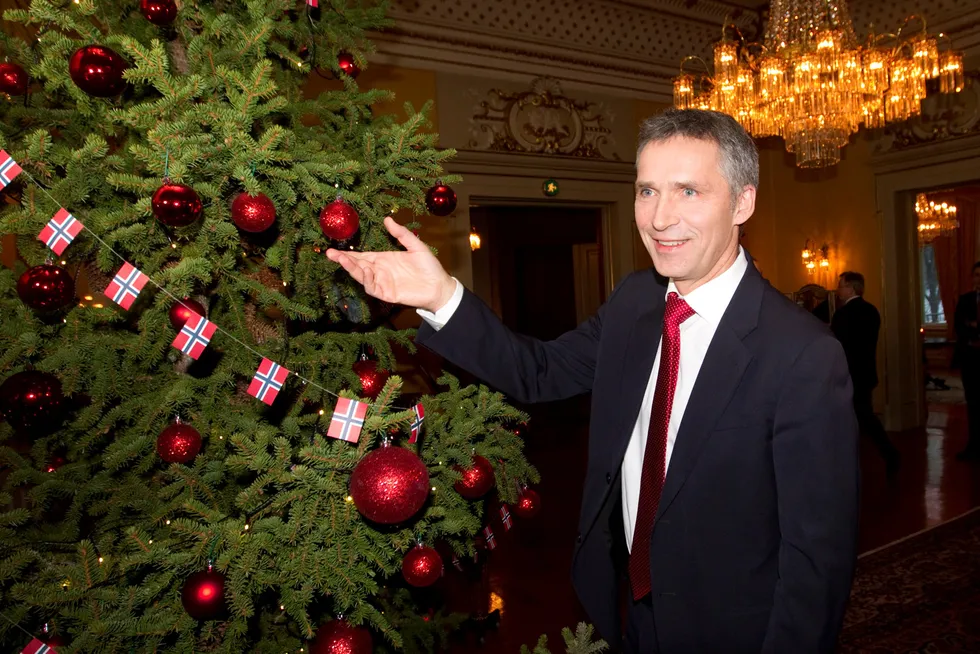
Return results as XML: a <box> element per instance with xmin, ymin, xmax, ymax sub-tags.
<box><xmin>168</xmin><ymin>298</ymin><xmax>207</xmax><ymax>330</ymax></box>
<box><xmin>17</xmin><ymin>264</ymin><xmax>75</xmax><ymax>313</ymax></box>
<box><xmin>352</xmin><ymin>357</ymin><xmax>389</xmax><ymax>399</ymax></box>
<box><xmin>319</xmin><ymin>197</ymin><xmax>359</xmax><ymax>241</ymax></box>
<box><xmin>140</xmin><ymin>0</ymin><xmax>178</xmax><ymax>25</ymax></box>
<box><xmin>181</xmin><ymin>568</ymin><xmax>227</xmax><ymax>620</ymax></box>
<box><xmin>402</xmin><ymin>545</ymin><xmax>443</xmax><ymax>587</ymax></box>
<box><xmin>0</xmin><ymin>371</ymin><xmax>66</xmax><ymax>435</ymax></box>
<box><xmin>350</xmin><ymin>444</ymin><xmax>430</xmax><ymax>524</ymax></box>
<box><xmin>310</xmin><ymin>619</ymin><xmax>372</xmax><ymax>654</ymax></box>
<box><xmin>425</xmin><ymin>183</ymin><xmax>457</xmax><ymax>216</ymax></box>
<box><xmin>68</xmin><ymin>45</ymin><xmax>128</xmax><ymax>97</ymax></box>
<box><xmin>0</xmin><ymin>61</ymin><xmax>29</xmax><ymax>96</ymax></box>
<box><xmin>156</xmin><ymin>421</ymin><xmax>202</xmax><ymax>464</ymax></box>
<box><xmin>336</xmin><ymin>51</ymin><xmax>360</xmax><ymax>78</ymax></box>
<box><xmin>45</xmin><ymin>455</ymin><xmax>67</xmax><ymax>472</ymax></box>
<box><xmin>153</xmin><ymin>182</ymin><xmax>203</xmax><ymax>227</ymax></box>
<box><xmin>453</xmin><ymin>454</ymin><xmax>495</xmax><ymax>500</ymax></box>
<box><xmin>513</xmin><ymin>488</ymin><xmax>541</xmax><ymax>518</ymax></box>
<box><xmin>231</xmin><ymin>192</ymin><xmax>276</xmax><ymax>233</ymax></box>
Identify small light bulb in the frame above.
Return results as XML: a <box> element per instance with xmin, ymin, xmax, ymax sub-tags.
<box><xmin>165</xmin><ymin>519</ymin><xmax>171</xmax><ymax>525</ymax></box>
<box><xmin>98</xmin><ymin>557</ymin><xmax>104</xmax><ymax>564</ymax></box>
<box><xmin>93</xmin><ymin>303</ymin><xmax>104</xmax><ymax>308</ymax></box>
<box><xmin>60</xmin><ymin>260</ymin><xmax>66</xmax><ymax>265</ymax></box>
<box><xmin>282</xmin><ymin>281</ymin><xmax>287</xmax><ymax>286</ymax></box>
<box><xmin>244</xmin><ymin>524</ymin><xmax>250</xmax><ymax>530</ymax></box>
<box><xmin>219</xmin><ymin>435</ymin><xmax>224</xmax><ymax>439</ymax></box>
<box><xmin>280</xmin><ymin>604</ymin><xmax>285</xmax><ymax>610</ymax></box>
<box><xmin>318</xmin><ymin>409</ymin><xmax>325</xmax><ymax>415</ymax></box>
<box><xmin>431</xmin><ymin>486</ymin><xmax>436</xmax><ymax>491</ymax></box>
<box><xmin>84</xmin><ymin>295</ymin><xmax>93</xmax><ymax>301</ymax></box>
<box><xmin>148</xmin><ymin>540</ymin><xmax>153</xmax><ymax>544</ymax></box>
<box><xmin>171</xmin><ymin>243</ymin><xmax>177</xmax><ymax>249</ymax></box>
<box><xmin>346</xmin><ymin>495</ymin><xmax>353</xmax><ymax>503</ymax></box>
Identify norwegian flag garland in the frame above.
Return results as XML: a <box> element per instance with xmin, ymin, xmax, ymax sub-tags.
<box><xmin>104</xmin><ymin>262</ymin><xmax>149</xmax><ymax>310</ymax></box>
<box><xmin>21</xmin><ymin>638</ymin><xmax>57</xmax><ymax>654</ymax></box>
<box><xmin>0</xmin><ymin>149</ymin><xmax>22</xmax><ymax>190</ymax></box>
<box><xmin>248</xmin><ymin>358</ymin><xmax>289</xmax><ymax>405</ymax></box>
<box><xmin>408</xmin><ymin>403</ymin><xmax>424</xmax><ymax>444</ymax></box>
<box><xmin>306</xmin><ymin>0</ymin><xmax>318</xmax><ymax>7</ymax></box>
<box><xmin>482</xmin><ymin>525</ymin><xmax>496</xmax><ymax>550</ymax></box>
<box><xmin>37</xmin><ymin>208</ymin><xmax>83</xmax><ymax>256</ymax></box>
<box><xmin>499</xmin><ymin>504</ymin><xmax>513</xmax><ymax>531</ymax></box>
<box><xmin>327</xmin><ymin>397</ymin><xmax>367</xmax><ymax>443</ymax></box>
<box><xmin>171</xmin><ymin>311</ymin><xmax>216</xmax><ymax>360</ymax></box>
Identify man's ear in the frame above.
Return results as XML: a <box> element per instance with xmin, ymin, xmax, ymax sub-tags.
<box><xmin>734</xmin><ymin>185</ymin><xmax>756</xmax><ymax>226</ymax></box>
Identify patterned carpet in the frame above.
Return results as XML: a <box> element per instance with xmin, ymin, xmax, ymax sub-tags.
<box><xmin>839</xmin><ymin>508</ymin><xmax>980</xmax><ymax>653</ymax></box>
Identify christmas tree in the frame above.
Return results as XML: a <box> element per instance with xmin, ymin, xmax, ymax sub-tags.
<box><xmin>0</xmin><ymin>1</ymin><xmax>539</xmax><ymax>651</ymax></box>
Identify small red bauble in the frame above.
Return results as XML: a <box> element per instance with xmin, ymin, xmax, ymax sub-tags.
<box><xmin>0</xmin><ymin>61</ymin><xmax>29</xmax><ymax>96</ymax></box>
<box><xmin>0</xmin><ymin>371</ymin><xmax>66</xmax><ymax>435</ymax></box>
<box><xmin>17</xmin><ymin>264</ymin><xmax>75</xmax><ymax>313</ymax></box>
<box><xmin>319</xmin><ymin>197</ymin><xmax>359</xmax><ymax>241</ymax></box>
<box><xmin>402</xmin><ymin>545</ymin><xmax>443</xmax><ymax>587</ymax></box>
<box><xmin>310</xmin><ymin>619</ymin><xmax>372</xmax><ymax>654</ymax></box>
<box><xmin>68</xmin><ymin>45</ymin><xmax>128</xmax><ymax>97</ymax></box>
<box><xmin>181</xmin><ymin>567</ymin><xmax>227</xmax><ymax>620</ymax></box>
<box><xmin>157</xmin><ymin>421</ymin><xmax>202</xmax><ymax>464</ymax></box>
<box><xmin>453</xmin><ymin>455</ymin><xmax>495</xmax><ymax>500</ymax></box>
<box><xmin>231</xmin><ymin>192</ymin><xmax>276</xmax><ymax>233</ymax></box>
<box><xmin>140</xmin><ymin>0</ymin><xmax>178</xmax><ymax>26</ymax></box>
<box><xmin>513</xmin><ymin>488</ymin><xmax>541</xmax><ymax>518</ymax></box>
<box><xmin>337</xmin><ymin>51</ymin><xmax>360</xmax><ymax>78</ymax></box>
<box><xmin>425</xmin><ymin>183</ymin><xmax>457</xmax><ymax>216</ymax></box>
<box><xmin>153</xmin><ymin>182</ymin><xmax>203</xmax><ymax>227</ymax></box>
<box><xmin>168</xmin><ymin>298</ymin><xmax>207</xmax><ymax>330</ymax></box>
<box><xmin>45</xmin><ymin>456</ymin><xmax>67</xmax><ymax>473</ymax></box>
<box><xmin>353</xmin><ymin>357</ymin><xmax>389</xmax><ymax>399</ymax></box>
<box><xmin>350</xmin><ymin>444</ymin><xmax>430</xmax><ymax>524</ymax></box>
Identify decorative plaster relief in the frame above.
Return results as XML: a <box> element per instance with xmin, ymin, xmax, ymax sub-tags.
<box><xmin>877</xmin><ymin>75</ymin><xmax>980</xmax><ymax>153</ymax></box>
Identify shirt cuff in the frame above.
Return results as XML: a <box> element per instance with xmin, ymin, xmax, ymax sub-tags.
<box><xmin>416</xmin><ymin>278</ymin><xmax>463</xmax><ymax>331</ymax></box>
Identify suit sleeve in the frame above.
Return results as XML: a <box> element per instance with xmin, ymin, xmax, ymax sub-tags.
<box><xmin>954</xmin><ymin>293</ymin><xmax>971</xmax><ymax>343</ymax></box>
<box><xmin>762</xmin><ymin>335</ymin><xmax>860</xmax><ymax>654</ymax></box>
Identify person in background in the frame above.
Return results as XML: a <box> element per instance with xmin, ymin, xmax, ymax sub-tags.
<box><xmin>952</xmin><ymin>262</ymin><xmax>980</xmax><ymax>461</ymax></box>
<box><xmin>832</xmin><ymin>272</ymin><xmax>901</xmax><ymax>476</ymax></box>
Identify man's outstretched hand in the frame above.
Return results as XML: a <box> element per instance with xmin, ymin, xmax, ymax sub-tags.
<box><xmin>325</xmin><ymin>216</ymin><xmax>457</xmax><ymax>313</ymax></box>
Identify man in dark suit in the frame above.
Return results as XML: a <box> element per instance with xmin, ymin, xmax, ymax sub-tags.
<box><xmin>953</xmin><ymin>262</ymin><xmax>980</xmax><ymax>461</ymax></box>
<box><xmin>831</xmin><ymin>272</ymin><xmax>900</xmax><ymax>474</ymax></box>
<box><xmin>327</xmin><ymin>109</ymin><xmax>859</xmax><ymax>653</ymax></box>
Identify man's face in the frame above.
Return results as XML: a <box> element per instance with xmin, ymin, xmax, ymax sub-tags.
<box><xmin>634</xmin><ymin>136</ymin><xmax>754</xmax><ymax>294</ymax></box>
<box><xmin>837</xmin><ymin>279</ymin><xmax>855</xmax><ymax>301</ymax></box>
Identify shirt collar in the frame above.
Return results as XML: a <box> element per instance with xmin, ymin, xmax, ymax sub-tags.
<box><xmin>666</xmin><ymin>247</ymin><xmax>748</xmax><ymax>327</ymax></box>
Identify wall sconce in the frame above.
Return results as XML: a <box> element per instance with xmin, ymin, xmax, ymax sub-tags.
<box><xmin>801</xmin><ymin>239</ymin><xmax>830</xmax><ymax>274</ymax></box>
<box><xmin>469</xmin><ymin>227</ymin><xmax>482</xmax><ymax>251</ymax></box>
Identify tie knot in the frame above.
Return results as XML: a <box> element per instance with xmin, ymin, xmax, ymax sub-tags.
<box><xmin>665</xmin><ymin>292</ymin><xmax>695</xmax><ymax>329</ymax></box>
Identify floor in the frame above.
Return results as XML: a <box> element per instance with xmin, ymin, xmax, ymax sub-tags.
<box><xmin>453</xmin><ymin>395</ymin><xmax>980</xmax><ymax>653</ymax></box>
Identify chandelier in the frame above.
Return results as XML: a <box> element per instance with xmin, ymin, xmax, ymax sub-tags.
<box><xmin>915</xmin><ymin>192</ymin><xmax>958</xmax><ymax>243</ymax></box>
<box><xmin>672</xmin><ymin>1</ymin><xmax>966</xmax><ymax>168</ymax></box>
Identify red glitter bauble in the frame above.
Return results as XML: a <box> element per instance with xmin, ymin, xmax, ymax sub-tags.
<box><xmin>401</xmin><ymin>545</ymin><xmax>443</xmax><ymax>587</ymax></box>
<box><xmin>231</xmin><ymin>192</ymin><xmax>276</xmax><ymax>233</ymax></box>
<box><xmin>310</xmin><ymin>619</ymin><xmax>372</xmax><ymax>654</ymax></box>
<box><xmin>453</xmin><ymin>455</ymin><xmax>495</xmax><ymax>500</ymax></box>
<box><xmin>0</xmin><ymin>371</ymin><xmax>66</xmax><ymax>435</ymax></box>
<box><xmin>153</xmin><ymin>182</ymin><xmax>202</xmax><ymax>227</ymax></box>
<box><xmin>140</xmin><ymin>0</ymin><xmax>178</xmax><ymax>26</ymax></box>
<box><xmin>337</xmin><ymin>51</ymin><xmax>360</xmax><ymax>78</ymax></box>
<box><xmin>0</xmin><ymin>61</ymin><xmax>29</xmax><ymax>96</ymax></box>
<box><xmin>68</xmin><ymin>45</ymin><xmax>128</xmax><ymax>97</ymax></box>
<box><xmin>17</xmin><ymin>264</ymin><xmax>75</xmax><ymax>313</ymax></box>
<box><xmin>319</xmin><ymin>197</ymin><xmax>359</xmax><ymax>241</ymax></box>
<box><xmin>350</xmin><ymin>444</ymin><xmax>430</xmax><ymax>524</ymax></box>
<box><xmin>156</xmin><ymin>422</ymin><xmax>202</xmax><ymax>464</ymax></box>
<box><xmin>352</xmin><ymin>357</ymin><xmax>389</xmax><ymax>399</ymax></box>
<box><xmin>168</xmin><ymin>298</ymin><xmax>207</xmax><ymax>330</ymax></box>
<box><xmin>513</xmin><ymin>488</ymin><xmax>541</xmax><ymax>518</ymax></box>
<box><xmin>181</xmin><ymin>568</ymin><xmax>227</xmax><ymax>620</ymax></box>
<box><xmin>425</xmin><ymin>183</ymin><xmax>457</xmax><ymax>216</ymax></box>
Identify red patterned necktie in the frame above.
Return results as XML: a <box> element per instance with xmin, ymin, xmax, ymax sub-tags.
<box><xmin>629</xmin><ymin>291</ymin><xmax>695</xmax><ymax>600</ymax></box>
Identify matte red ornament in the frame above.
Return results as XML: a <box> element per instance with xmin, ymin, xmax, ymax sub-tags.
<box><xmin>513</xmin><ymin>487</ymin><xmax>541</xmax><ymax>518</ymax></box>
<box><xmin>453</xmin><ymin>455</ymin><xmax>495</xmax><ymax>500</ymax></box>
<box><xmin>401</xmin><ymin>545</ymin><xmax>443</xmax><ymax>587</ymax></box>
<box><xmin>168</xmin><ymin>298</ymin><xmax>206</xmax><ymax>330</ymax></box>
<box><xmin>319</xmin><ymin>197</ymin><xmax>359</xmax><ymax>241</ymax></box>
<box><xmin>157</xmin><ymin>421</ymin><xmax>202</xmax><ymax>464</ymax></box>
<box><xmin>140</xmin><ymin>0</ymin><xmax>178</xmax><ymax>25</ymax></box>
<box><xmin>336</xmin><ymin>51</ymin><xmax>360</xmax><ymax>78</ymax></box>
<box><xmin>310</xmin><ymin>619</ymin><xmax>372</xmax><ymax>654</ymax></box>
<box><xmin>181</xmin><ymin>568</ymin><xmax>227</xmax><ymax>620</ymax></box>
<box><xmin>231</xmin><ymin>192</ymin><xmax>276</xmax><ymax>233</ymax></box>
<box><xmin>350</xmin><ymin>444</ymin><xmax>430</xmax><ymax>524</ymax></box>
<box><xmin>425</xmin><ymin>183</ymin><xmax>457</xmax><ymax>216</ymax></box>
<box><xmin>0</xmin><ymin>371</ymin><xmax>66</xmax><ymax>435</ymax></box>
<box><xmin>352</xmin><ymin>356</ymin><xmax>389</xmax><ymax>399</ymax></box>
<box><xmin>68</xmin><ymin>45</ymin><xmax>128</xmax><ymax>97</ymax></box>
<box><xmin>0</xmin><ymin>61</ymin><xmax>29</xmax><ymax>96</ymax></box>
<box><xmin>153</xmin><ymin>182</ymin><xmax>203</xmax><ymax>227</ymax></box>
<box><xmin>17</xmin><ymin>264</ymin><xmax>75</xmax><ymax>313</ymax></box>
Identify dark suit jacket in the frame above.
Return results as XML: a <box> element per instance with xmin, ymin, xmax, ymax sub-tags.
<box><xmin>953</xmin><ymin>290</ymin><xmax>980</xmax><ymax>368</ymax></box>
<box><xmin>830</xmin><ymin>297</ymin><xmax>880</xmax><ymax>392</ymax></box>
<box><xmin>416</xmin><ymin>252</ymin><xmax>860</xmax><ymax>653</ymax></box>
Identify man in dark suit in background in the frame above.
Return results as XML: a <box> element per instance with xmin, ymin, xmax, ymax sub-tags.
<box><xmin>328</xmin><ymin>109</ymin><xmax>859</xmax><ymax>653</ymax></box>
<box><xmin>953</xmin><ymin>262</ymin><xmax>980</xmax><ymax>461</ymax></box>
<box><xmin>831</xmin><ymin>272</ymin><xmax>901</xmax><ymax>475</ymax></box>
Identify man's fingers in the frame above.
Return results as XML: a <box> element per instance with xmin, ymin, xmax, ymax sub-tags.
<box><xmin>384</xmin><ymin>216</ymin><xmax>428</xmax><ymax>253</ymax></box>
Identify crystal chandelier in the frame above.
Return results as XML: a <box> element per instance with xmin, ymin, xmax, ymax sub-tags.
<box><xmin>672</xmin><ymin>1</ymin><xmax>966</xmax><ymax>168</ymax></box>
<box><xmin>915</xmin><ymin>192</ymin><xmax>958</xmax><ymax>243</ymax></box>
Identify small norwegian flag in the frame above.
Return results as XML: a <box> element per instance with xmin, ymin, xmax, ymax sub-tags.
<box><xmin>483</xmin><ymin>525</ymin><xmax>496</xmax><ymax>550</ymax></box>
<box><xmin>0</xmin><ymin>149</ymin><xmax>22</xmax><ymax>190</ymax></box>
<box><xmin>104</xmin><ymin>262</ymin><xmax>148</xmax><ymax>310</ymax></box>
<box><xmin>38</xmin><ymin>208</ymin><xmax>83</xmax><ymax>256</ymax></box>
<box><xmin>306</xmin><ymin>0</ymin><xmax>318</xmax><ymax>7</ymax></box>
<box><xmin>327</xmin><ymin>397</ymin><xmax>367</xmax><ymax>443</ymax></box>
<box><xmin>452</xmin><ymin>554</ymin><xmax>463</xmax><ymax>571</ymax></box>
<box><xmin>248</xmin><ymin>358</ymin><xmax>289</xmax><ymax>405</ymax></box>
<box><xmin>21</xmin><ymin>638</ymin><xmax>57</xmax><ymax>654</ymax></box>
<box><xmin>171</xmin><ymin>311</ymin><xmax>216</xmax><ymax>360</ymax></box>
<box><xmin>499</xmin><ymin>504</ymin><xmax>513</xmax><ymax>531</ymax></box>
<box><xmin>408</xmin><ymin>403</ymin><xmax>424</xmax><ymax>444</ymax></box>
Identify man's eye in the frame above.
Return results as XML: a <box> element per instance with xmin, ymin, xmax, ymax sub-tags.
<box><xmin>683</xmin><ymin>188</ymin><xmax>697</xmax><ymax>197</ymax></box>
